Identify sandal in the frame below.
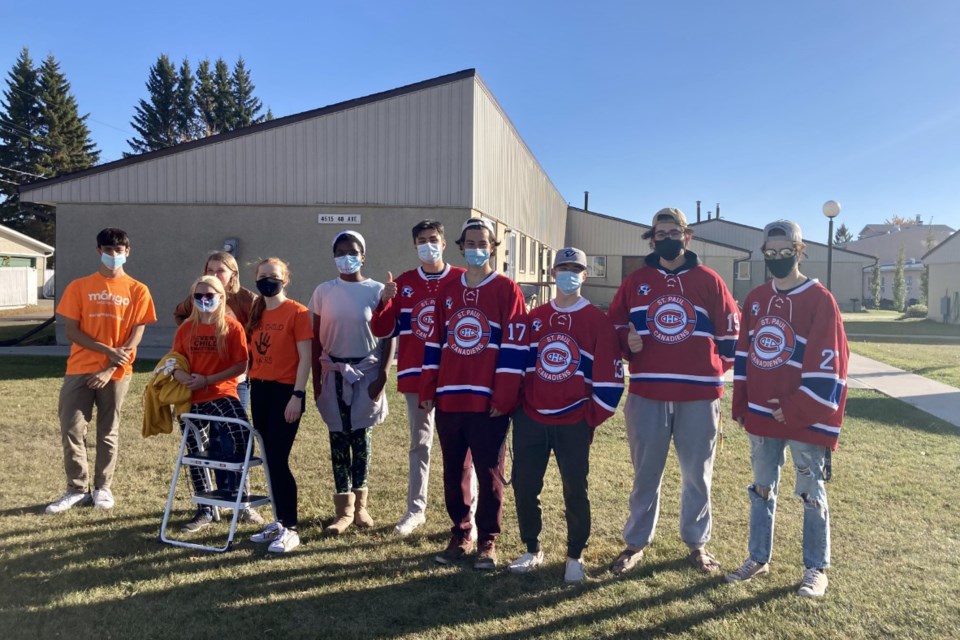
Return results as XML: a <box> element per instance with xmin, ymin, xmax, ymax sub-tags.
<box><xmin>688</xmin><ymin>547</ymin><xmax>721</xmax><ymax>573</ymax></box>
<box><xmin>609</xmin><ymin>547</ymin><xmax>644</xmax><ymax>576</ymax></box>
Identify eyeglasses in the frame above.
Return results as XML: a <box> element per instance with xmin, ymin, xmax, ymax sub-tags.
<box><xmin>762</xmin><ymin>248</ymin><xmax>798</xmax><ymax>259</ymax></box>
<box><xmin>653</xmin><ymin>230</ymin><xmax>684</xmax><ymax>241</ymax></box>
<box><xmin>193</xmin><ymin>293</ymin><xmax>218</xmax><ymax>302</ymax></box>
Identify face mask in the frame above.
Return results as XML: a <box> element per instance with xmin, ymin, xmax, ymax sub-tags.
<box><xmin>417</xmin><ymin>242</ymin><xmax>442</xmax><ymax>263</ymax></box>
<box><xmin>196</xmin><ymin>297</ymin><xmax>220</xmax><ymax>313</ymax></box>
<box><xmin>765</xmin><ymin>256</ymin><xmax>798</xmax><ymax>279</ymax></box>
<box><xmin>255</xmin><ymin>277</ymin><xmax>283</xmax><ymax>298</ymax></box>
<box><xmin>335</xmin><ymin>255</ymin><xmax>362</xmax><ymax>275</ymax></box>
<box><xmin>556</xmin><ymin>271</ymin><xmax>583</xmax><ymax>295</ymax></box>
<box><xmin>101</xmin><ymin>252</ymin><xmax>126</xmax><ymax>270</ymax></box>
<box><xmin>464</xmin><ymin>248</ymin><xmax>490</xmax><ymax>267</ymax></box>
<box><xmin>653</xmin><ymin>238</ymin><xmax>683</xmax><ymax>261</ymax></box>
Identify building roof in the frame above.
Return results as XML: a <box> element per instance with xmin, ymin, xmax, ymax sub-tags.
<box><xmin>923</xmin><ymin>228</ymin><xmax>960</xmax><ymax>261</ymax></box>
<box><xmin>19</xmin><ymin>68</ymin><xmax>478</xmax><ymax>195</ymax></box>
<box><xmin>838</xmin><ymin>223</ymin><xmax>955</xmax><ymax>264</ymax></box>
<box><xmin>690</xmin><ymin>217</ymin><xmax>876</xmax><ymax>260</ymax></box>
<box><xmin>0</xmin><ymin>224</ymin><xmax>55</xmax><ymax>255</ymax></box>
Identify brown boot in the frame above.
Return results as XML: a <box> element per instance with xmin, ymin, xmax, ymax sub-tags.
<box><xmin>325</xmin><ymin>492</ymin><xmax>355</xmax><ymax>535</ymax></box>
<box><xmin>353</xmin><ymin>487</ymin><xmax>374</xmax><ymax>528</ymax></box>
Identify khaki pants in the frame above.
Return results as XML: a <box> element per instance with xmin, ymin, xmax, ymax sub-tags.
<box><xmin>58</xmin><ymin>374</ymin><xmax>132</xmax><ymax>493</ymax></box>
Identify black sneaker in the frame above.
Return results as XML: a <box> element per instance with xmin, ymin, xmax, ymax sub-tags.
<box><xmin>181</xmin><ymin>510</ymin><xmax>213</xmax><ymax>533</ymax></box>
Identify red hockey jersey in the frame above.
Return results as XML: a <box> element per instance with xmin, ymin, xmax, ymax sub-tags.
<box><xmin>419</xmin><ymin>271</ymin><xmax>527</xmax><ymax>414</ymax></box>
<box><xmin>369</xmin><ymin>264</ymin><xmax>465</xmax><ymax>393</ymax></box>
<box><xmin>523</xmin><ymin>297</ymin><xmax>624</xmax><ymax>427</ymax></box>
<box><xmin>732</xmin><ymin>278</ymin><xmax>848</xmax><ymax>450</ymax></box>
<box><xmin>608</xmin><ymin>252</ymin><xmax>739</xmax><ymax>401</ymax></box>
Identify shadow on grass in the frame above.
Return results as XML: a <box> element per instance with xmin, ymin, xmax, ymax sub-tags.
<box><xmin>845</xmin><ymin>395</ymin><xmax>957</xmax><ymax>437</ymax></box>
<box><xmin>0</xmin><ymin>506</ymin><xmax>787</xmax><ymax>639</ymax></box>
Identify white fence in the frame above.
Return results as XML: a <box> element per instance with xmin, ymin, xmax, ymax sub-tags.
<box><xmin>0</xmin><ymin>267</ymin><xmax>38</xmax><ymax>308</ymax></box>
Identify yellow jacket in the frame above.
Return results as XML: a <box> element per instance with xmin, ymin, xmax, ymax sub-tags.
<box><xmin>142</xmin><ymin>352</ymin><xmax>193</xmax><ymax>438</ymax></box>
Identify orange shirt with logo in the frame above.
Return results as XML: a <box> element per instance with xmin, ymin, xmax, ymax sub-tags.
<box><xmin>173</xmin><ymin>316</ymin><xmax>248</xmax><ymax>403</ymax></box>
<box><xmin>249</xmin><ymin>299</ymin><xmax>312</xmax><ymax>385</ymax></box>
<box><xmin>56</xmin><ymin>272</ymin><xmax>157</xmax><ymax>380</ymax></box>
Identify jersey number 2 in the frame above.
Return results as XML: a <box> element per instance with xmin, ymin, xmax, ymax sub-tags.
<box><xmin>819</xmin><ymin>349</ymin><xmax>837</xmax><ymax>371</ymax></box>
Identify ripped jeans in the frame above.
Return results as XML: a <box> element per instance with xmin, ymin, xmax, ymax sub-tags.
<box><xmin>747</xmin><ymin>435</ymin><xmax>830</xmax><ymax>570</ymax></box>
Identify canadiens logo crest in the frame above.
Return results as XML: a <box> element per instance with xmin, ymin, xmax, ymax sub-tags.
<box><xmin>412</xmin><ymin>299</ymin><xmax>436</xmax><ymax>341</ymax></box>
<box><xmin>536</xmin><ymin>333</ymin><xmax>581</xmax><ymax>383</ymax></box>
<box><xmin>447</xmin><ymin>308</ymin><xmax>491</xmax><ymax>356</ymax></box>
<box><xmin>401</xmin><ymin>285</ymin><xmax>414</xmax><ymax>298</ymax></box>
<box><xmin>749</xmin><ymin>315</ymin><xmax>797</xmax><ymax>370</ymax></box>
<box><xmin>637</xmin><ymin>283</ymin><xmax>651</xmax><ymax>295</ymax></box>
<box><xmin>645</xmin><ymin>294</ymin><xmax>697</xmax><ymax>344</ymax></box>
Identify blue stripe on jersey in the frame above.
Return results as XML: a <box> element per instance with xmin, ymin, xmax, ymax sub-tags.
<box><xmin>423</xmin><ymin>342</ymin><xmax>442</xmax><ymax>367</ymax></box>
<box><xmin>538</xmin><ymin>398</ymin><xmax>587</xmax><ymax>416</ymax></box>
<box><xmin>593</xmin><ymin>383</ymin><xmax>623</xmax><ymax>410</ymax></box>
<box><xmin>397</xmin><ymin>369</ymin><xmax>420</xmax><ymax>379</ymax></box>
<box><xmin>497</xmin><ymin>344</ymin><xmax>528</xmax><ymax>371</ymax></box>
<box><xmin>437</xmin><ymin>386</ymin><xmax>492</xmax><ymax>398</ymax></box>
<box><xmin>734</xmin><ymin>352</ymin><xmax>748</xmax><ymax>377</ymax></box>
<box><xmin>715</xmin><ymin>336</ymin><xmax>736</xmax><ymax>359</ymax></box>
<box><xmin>579</xmin><ymin>351</ymin><xmax>594</xmax><ymax>380</ymax></box>
<box><xmin>694</xmin><ymin>309</ymin><xmax>716</xmax><ymax>336</ymax></box>
<box><xmin>801</xmin><ymin>376</ymin><xmax>846</xmax><ymax>407</ymax></box>
<box><xmin>629</xmin><ymin>309</ymin><xmax>649</xmax><ymax>333</ymax></box>
<box><xmin>396</xmin><ymin>310</ymin><xmax>412</xmax><ymax>337</ymax></box>
<box><xmin>630</xmin><ymin>375</ymin><xmax>724</xmax><ymax>388</ymax></box>
<box><xmin>790</xmin><ymin>341</ymin><xmax>806</xmax><ymax>365</ymax></box>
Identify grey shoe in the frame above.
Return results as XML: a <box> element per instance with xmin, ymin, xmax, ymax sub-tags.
<box><xmin>239</xmin><ymin>508</ymin><xmax>264</xmax><ymax>525</ymax></box>
<box><xmin>181</xmin><ymin>510</ymin><xmax>213</xmax><ymax>533</ymax></box>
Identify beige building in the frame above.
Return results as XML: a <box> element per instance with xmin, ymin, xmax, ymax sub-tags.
<box><xmin>923</xmin><ymin>230</ymin><xmax>960</xmax><ymax>324</ymax></box>
<box><xmin>0</xmin><ymin>224</ymin><xmax>54</xmax><ymax>307</ymax></box>
<box><xmin>690</xmin><ymin>218</ymin><xmax>876</xmax><ymax>310</ymax></box>
<box><xmin>19</xmin><ymin>70</ymin><xmax>567</xmax><ymax>346</ymax></box>
<box><xmin>564</xmin><ymin>207</ymin><xmax>750</xmax><ymax>308</ymax></box>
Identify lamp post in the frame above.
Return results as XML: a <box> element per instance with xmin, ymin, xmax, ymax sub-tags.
<box><xmin>823</xmin><ymin>200</ymin><xmax>841</xmax><ymax>291</ymax></box>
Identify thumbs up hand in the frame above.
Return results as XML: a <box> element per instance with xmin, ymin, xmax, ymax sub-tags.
<box><xmin>627</xmin><ymin>322</ymin><xmax>644</xmax><ymax>353</ymax></box>
<box><xmin>382</xmin><ymin>271</ymin><xmax>398</xmax><ymax>301</ymax></box>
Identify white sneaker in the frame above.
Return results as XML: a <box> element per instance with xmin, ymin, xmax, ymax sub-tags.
<box><xmin>92</xmin><ymin>488</ymin><xmax>114</xmax><ymax>510</ymax></box>
<box><xmin>798</xmin><ymin>568</ymin><xmax>828</xmax><ymax>598</ymax></box>
<box><xmin>564</xmin><ymin>557</ymin><xmax>586</xmax><ymax>584</ymax></box>
<box><xmin>250</xmin><ymin>521</ymin><xmax>284</xmax><ymax>543</ymax></box>
<box><xmin>508</xmin><ymin>550</ymin><xmax>544</xmax><ymax>574</ymax></box>
<box><xmin>394</xmin><ymin>512</ymin><xmax>425</xmax><ymax>537</ymax></box>
<box><xmin>45</xmin><ymin>491</ymin><xmax>91</xmax><ymax>514</ymax></box>
<box><xmin>268</xmin><ymin>528</ymin><xmax>300</xmax><ymax>553</ymax></box>
<box><xmin>725</xmin><ymin>558</ymin><xmax>770</xmax><ymax>583</ymax></box>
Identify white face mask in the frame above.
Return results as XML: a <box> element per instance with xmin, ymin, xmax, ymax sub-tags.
<box><xmin>417</xmin><ymin>242</ymin><xmax>442</xmax><ymax>263</ymax></box>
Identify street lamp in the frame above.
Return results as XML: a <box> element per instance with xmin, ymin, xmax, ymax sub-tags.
<box><xmin>823</xmin><ymin>200</ymin><xmax>841</xmax><ymax>291</ymax></box>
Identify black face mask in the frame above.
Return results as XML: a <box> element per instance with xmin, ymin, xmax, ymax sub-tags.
<box><xmin>255</xmin><ymin>277</ymin><xmax>283</xmax><ymax>298</ymax></box>
<box><xmin>765</xmin><ymin>256</ymin><xmax>798</xmax><ymax>279</ymax></box>
<box><xmin>654</xmin><ymin>238</ymin><xmax>684</xmax><ymax>261</ymax></box>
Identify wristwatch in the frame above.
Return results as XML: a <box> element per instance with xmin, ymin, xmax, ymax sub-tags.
<box><xmin>292</xmin><ymin>390</ymin><xmax>306</xmax><ymax>399</ymax></box>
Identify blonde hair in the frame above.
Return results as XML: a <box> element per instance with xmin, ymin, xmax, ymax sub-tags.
<box><xmin>187</xmin><ymin>275</ymin><xmax>230</xmax><ymax>357</ymax></box>
<box><xmin>205</xmin><ymin>251</ymin><xmax>240</xmax><ymax>294</ymax></box>
<box><xmin>247</xmin><ymin>257</ymin><xmax>290</xmax><ymax>335</ymax></box>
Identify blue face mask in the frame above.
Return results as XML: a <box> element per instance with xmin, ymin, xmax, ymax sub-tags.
<box><xmin>101</xmin><ymin>252</ymin><xmax>126</xmax><ymax>270</ymax></box>
<box><xmin>556</xmin><ymin>271</ymin><xmax>583</xmax><ymax>295</ymax></box>
<box><xmin>464</xmin><ymin>248</ymin><xmax>490</xmax><ymax>267</ymax></box>
<box><xmin>417</xmin><ymin>242</ymin><xmax>442</xmax><ymax>263</ymax></box>
<box><xmin>335</xmin><ymin>254</ymin><xmax>362</xmax><ymax>275</ymax></box>
<box><xmin>196</xmin><ymin>297</ymin><xmax>221</xmax><ymax>313</ymax></box>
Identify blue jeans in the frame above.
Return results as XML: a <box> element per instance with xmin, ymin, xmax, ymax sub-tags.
<box><xmin>747</xmin><ymin>434</ymin><xmax>831</xmax><ymax>570</ymax></box>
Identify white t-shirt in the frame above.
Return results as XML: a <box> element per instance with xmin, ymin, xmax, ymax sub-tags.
<box><xmin>309</xmin><ymin>278</ymin><xmax>384</xmax><ymax>359</ymax></box>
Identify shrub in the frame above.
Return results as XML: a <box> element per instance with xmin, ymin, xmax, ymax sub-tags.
<box><xmin>900</xmin><ymin>304</ymin><xmax>928</xmax><ymax>319</ymax></box>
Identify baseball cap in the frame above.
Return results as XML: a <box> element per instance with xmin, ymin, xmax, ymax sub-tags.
<box><xmin>553</xmin><ymin>247</ymin><xmax>588</xmax><ymax>269</ymax></box>
<box><xmin>763</xmin><ymin>220</ymin><xmax>802</xmax><ymax>244</ymax></box>
<box><xmin>642</xmin><ymin>208</ymin><xmax>688</xmax><ymax>239</ymax></box>
<box><xmin>332</xmin><ymin>230</ymin><xmax>366</xmax><ymax>254</ymax></box>
<box><xmin>461</xmin><ymin>218</ymin><xmax>496</xmax><ymax>235</ymax></box>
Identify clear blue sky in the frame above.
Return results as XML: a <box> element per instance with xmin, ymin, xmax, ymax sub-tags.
<box><xmin>3</xmin><ymin>0</ymin><xmax>959</xmax><ymax>242</ymax></box>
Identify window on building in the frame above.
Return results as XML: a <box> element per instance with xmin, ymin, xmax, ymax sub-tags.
<box><xmin>736</xmin><ymin>261</ymin><xmax>751</xmax><ymax>280</ymax></box>
<box><xmin>545</xmin><ymin>249</ymin><xmax>552</xmax><ymax>280</ymax></box>
<box><xmin>519</xmin><ymin>236</ymin><xmax>527</xmax><ymax>274</ymax></box>
<box><xmin>587</xmin><ymin>256</ymin><xmax>606</xmax><ymax>278</ymax></box>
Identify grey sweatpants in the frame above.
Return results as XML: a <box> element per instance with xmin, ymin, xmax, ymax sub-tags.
<box><xmin>622</xmin><ymin>394</ymin><xmax>720</xmax><ymax>550</ymax></box>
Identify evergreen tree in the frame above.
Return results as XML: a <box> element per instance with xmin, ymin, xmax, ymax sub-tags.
<box><xmin>834</xmin><ymin>223</ymin><xmax>852</xmax><ymax>245</ymax></box>
<box><xmin>212</xmin><ymin>58</ymin><xmax>234</xmax><ymax>133</ymax></box>
<box><xmin>265</xmin><ymin>107</ymin><xmax>274</xmax><ymax>121</ymax></box>
<box><xmin>871</xmin><ymin>261</ymin><xmax>882</xmax><ymax>309</ymax></box>
<box><xmin>893</xmin><ymin>247</ymin><xmax>906</xmax><ymax>312</ymax></box>
<box><xmin>920</xmin><ymin>264</ymin><xmax>929</xmax><ymax>307</ymax></box>
<box><xmin>195</xmin><ymin>59</ymin><xmax>217</xmax><ymax>137</ymax></box>
<box><xmin>0</xmin><ymin>48</ymin><xmax>43</xmax><ymax>231</ymax></box>
<box><xmin>174</xmin><ymin>58</ymin><xmax>198</xmax><ymax>143</ymax></box>
<box><xmin>127</xmin><ymin>54</ymin><xmax>179</xmax><ymax>154</ymax></box>
<box><xmin>231</xmin><ymin>57</ymin><xmax>263</xmax><ymax>129</ymax></box>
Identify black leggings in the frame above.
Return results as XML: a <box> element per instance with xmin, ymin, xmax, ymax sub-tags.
<box><xmin>251</xmin><ymin>379</ymin><xmax>303</xmax><ymax>528</ymax></box>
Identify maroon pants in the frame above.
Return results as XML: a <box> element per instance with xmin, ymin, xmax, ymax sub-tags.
<box><xmin>436</xmin><ymin>410</ymin><xmax>510</xmax><ymax>545</ymax></box>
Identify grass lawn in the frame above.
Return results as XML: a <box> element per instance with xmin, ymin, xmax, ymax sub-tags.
<box><xmin>1</xmin><ymin>356</ymin><xmax>958</xmax><ymax>639</ymax></box>
<box><xmin>849</xmin><ymin>341</ymin><xmax>960</xmax><ymax>389</ymax></box>
<box><xmin>842</xmin><ymin>310</ymin><xmax>960</xmax><ymax>339</ymax></box>
<box><xmin>0</xmin><ymin>319</ymin><xmax>56</xmax><ymax>345</ymax></box>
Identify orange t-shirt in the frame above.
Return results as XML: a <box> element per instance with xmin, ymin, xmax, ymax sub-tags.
<box><xmin>173</xmin><ymin>316</ymin><xmax>248</xmax><ymax>403</ymax></box>
<box><xmin>56</xmin><ymin>272</ymin><xmax>157</xmax><ymax>380</ymax></box>
<box><xmin>248</xmin><ymin>299</ymin><xmax>312</xmax><ymax>385</ymax></box>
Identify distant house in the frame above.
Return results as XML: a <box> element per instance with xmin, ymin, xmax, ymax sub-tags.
<box><xmin>690</xmin><ymin>218</ymin><xmax>875</xmax><ymax>310</ymax></box>
<box><xmin>838</xmin><ymin>222</ymin><xmax>954</xmax><ymax>306</ymax></box>
<box><xmin>923</xmin><ymin>230</ymin><xmax>960</xmax><ymax>324</ymax></box>
<box><xmin>0</xmin><ymin>224</ymin><xmax>54</xmax><ymax>308</ymax></box>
